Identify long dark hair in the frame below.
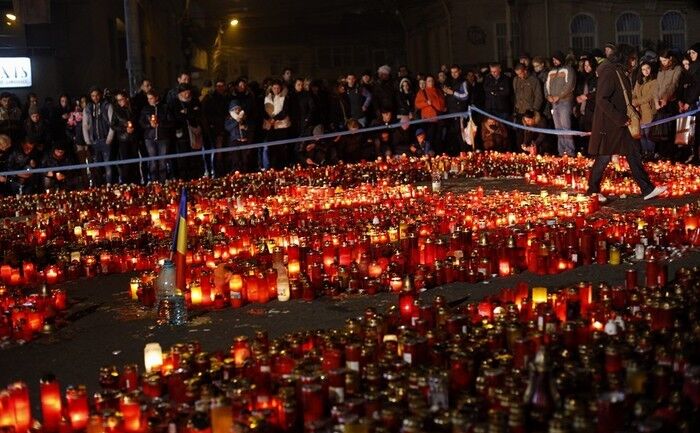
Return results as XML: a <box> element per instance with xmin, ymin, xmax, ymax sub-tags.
<box><xmin>658</xmin><ymin>49</ymin><xmax>679</xmax><ymax>70</ymax></box>
<box><xmin>637</xmin><ymin>61</ymin><xmax>658</xmax><ymax>85</ymax></box>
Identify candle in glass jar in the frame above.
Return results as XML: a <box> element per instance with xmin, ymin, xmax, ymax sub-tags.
<box><xmin>498</xmin><ymin>258</ymin><xmax>511</xmax><ymax>277</ymax></box>
<box><xmin>9</xmin><ymin>382</ymin><xmax>30</xmax><ymax>433</ymax></box>
<box><xmin>46</xmin><ymin>266</ymin><xmax>59</xmax><ymax>285</ymax></box>
<box><xmin>66</xmin><ymin>385</ymin><xmax>89</xmax><ymax>431</ymax></box>
<box><xmin>532</xmin><ymin>287</ymin><xmax>547</xmax><ymax>305</ymax></box>
<box><xmin>143</xmin><ymin>342</ymin><xmax>163</xmax><ymax>372</ymax></box>
<box><xmin>232</xmin><ymin>336</ymin><xmax>251</xmax><ymax>368</ymax></box>
<box><xmin>0</xmin><ymin>390</ymin><xmax>13</xmax><ymax>427</ymax></box>
<box><xmin>129</xmin><ymin>278</ymin><xmax>139</xmax><ymax>301</ymax></box>
<box><xmin>608</xmin><ymin>245</ymin><xmax>621</xmax><ymax>265</ymax></box>
<box><xmin>210</xmin><ymin>397</ymin><xmax>233</xmax><ymax>433</ymax></box>
<box><xmin>119</xmin><ymin>395</ymin><xmax>141</xmax><ymax>433</ymax></box>
<box><xmin>190</xmin><ymin>283</ymin><xmax>203</xmax><ymax>306</ymax></box>
<box><xmin>288</xmin><ymin>259</ymin><xmax>300</xmax><ymax>279</ymax></box>
<box><xmin>40</xmin><ymin>375</ymin><xmax>62</xmax><ymax>433</ymax></box>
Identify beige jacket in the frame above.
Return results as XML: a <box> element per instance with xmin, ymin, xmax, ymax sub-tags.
<box><xmin>632</xmin><ymin>79</ymin><xmax>658</xmax><ymax>124</ymax></box>
<box><xmin>655</xmin><ymin>66</ymin><xmax>681</xmax><ymax>102</ymax></box>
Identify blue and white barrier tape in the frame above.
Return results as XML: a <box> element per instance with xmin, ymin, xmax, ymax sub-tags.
<box><xmin>0</xmin><ymin>103</ymin><xmax>697</xmax><ymax>177</ymax></box>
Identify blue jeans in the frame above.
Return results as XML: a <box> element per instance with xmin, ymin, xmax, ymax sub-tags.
<box><xmin>92</xmin><ymin>139</ymin><xmax>112</xmax><ymax>185</ymax></box>
<box><xmin>145</xmin><ymin>138</ymin><xmax>170</xmax><ymax>182</ymax></box>
<box><xmin>552</xmin><ymin>100</ymin><xmax>575</xmax><ymax>156</ymax></box>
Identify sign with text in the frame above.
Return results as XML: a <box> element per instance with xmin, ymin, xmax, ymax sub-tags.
<box><xmin>0</xmin><ymin>57</ymin><xmax>32</xmax><ymax>88</ymax></box>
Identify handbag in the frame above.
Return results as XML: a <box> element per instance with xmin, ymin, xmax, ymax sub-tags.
<box><xmin>187</xmin><ymin>124</ymin><xmax>203</xmax><ymax>150</ymax></box>
<box><xmin>615</xmin><ymin>70</ymin><xmax>641</xmax><ymax>139</ymax></box>
<box><xmin>675</xmin><ymin>115</ymin><xmax>696</xmax><ymax>146</ymax></box>
<box><xmin>650</xmin><ymin>111</ymin><xmax>672</xmax><ymax>142</ymax></box>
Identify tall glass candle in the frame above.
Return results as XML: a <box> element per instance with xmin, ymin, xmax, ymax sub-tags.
<box><xmin>40</xmin><ymin>375</ymin><xmax>62</xmax><ymax>433</ymax></box>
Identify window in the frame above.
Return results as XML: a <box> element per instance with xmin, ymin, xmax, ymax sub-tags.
<box><xmin>616</xmin><ymin>12</ymin><xmax>641</xmax><ymax>48</ymax></box>
<box><xmin>570</xmin><ymin>14</ymin><xmax>596</xmax><ymax>51</ymax></box>
<box><xmin>661</xmin><ymin>11</ymin><xmax>685</xmax><ymax>50</ymax></box>
<box><xmin>495</xmin><ymin>21</ymin><xmax>521</xmax><ymax>65</ymax></box>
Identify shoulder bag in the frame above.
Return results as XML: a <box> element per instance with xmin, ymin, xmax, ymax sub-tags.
<box><xmin>615</xmin><ymin>70</ymin><xmax>641</xmax><ymax>139</ymax></box>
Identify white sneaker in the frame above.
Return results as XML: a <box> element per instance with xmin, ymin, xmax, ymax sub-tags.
<box><xmin>643</xmin><ymin>185</ymin><xmax>668</xmax><ymax>200</ymax></box>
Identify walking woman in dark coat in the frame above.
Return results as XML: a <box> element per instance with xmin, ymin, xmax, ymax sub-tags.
<box><xmin>586</xmin><ymin>44</ymin><xmax>667</xmax><ymax>202</ymax></box>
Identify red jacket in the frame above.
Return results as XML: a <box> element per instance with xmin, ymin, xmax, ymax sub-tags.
<box><xmin>414</xmin><ymin>87</ymin><xmax>446</xmax><ymax>120</ymax></box>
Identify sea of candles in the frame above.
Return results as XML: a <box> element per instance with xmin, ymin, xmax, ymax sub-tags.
<box><xmin>0</xmin><ymin>284</ymin><xmax>67</xmax><ymax>343</ymax></box>
<box><xmin>0</xmin><ymin>154</ymin><xmax>695</xmax><ymax>317</ymax></box>
<box><xmin>3</xmin><ymin>264</ymin><xmax>700</xmax><ymax>432</ymax></box>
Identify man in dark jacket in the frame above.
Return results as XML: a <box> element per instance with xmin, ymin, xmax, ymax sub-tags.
<box><xmin>483</xmin><ymin>63</ymin><xmax>512</xmax><ymax>120</ymax></box>
<box><xmin>7</xmin><ymin>138</ymin><xmax>40</xmax><ymax>195</ymax></box>
<box><xmin>372</xmin><ymin>65</ymin><xmax>398</xmax><ymax>117</ymax></box>
<box><xmin>42</xmin><ymin>141</ymin><xmax>75</xmax><ymax>190</ymax></box>
<box><xmin>587</xmin><ymin>46</ymin><xmax>667</xmax><ymax>202</ymax></box>
<box><xmin>345</xmin><ymin>73</ymin><xmax>372</xmax><ymax>127</ymax></box>
<box><xmin>289</xmin><ymin>78</ymin><xmax>317</xmax><ymax>137</ymax></box>
<box><xmin>24</xmin><ymin>105</ymin><xmax>50</xmax><ymax>152</ymax></box>
<box><xmin>443</xmin><ymin>65</ymin><xmax>470</xmax><ymax>154</ymax></box>
<box><xmin>140</xmin><ymin>90</ymin><xmax>172</xmax><ymax>182</ymax></box>
<box><xmin>202</xmin><ymin>80</ymin><xmax>230</xmax><ymax>177</ymax></box>
<box><xmin>82</xmin><ymin>87</ymin><xmax>114</xmax><ymax>185</ymax></box>
<box><xmin>171</xmin><ymin>83</ymin><xmax>205</xmax><ymax>179</ymax></box>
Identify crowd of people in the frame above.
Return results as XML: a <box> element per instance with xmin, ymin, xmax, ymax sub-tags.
<box><xmin>0</xmin><ymin>41</ymin><xmax>698</xmax><ymax>194</ymax></box>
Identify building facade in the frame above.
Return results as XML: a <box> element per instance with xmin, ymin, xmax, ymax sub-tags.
<box><xmin>0</xmin><ymin>0</ymin><xmax>185</xmax><ymax>99</ymax></box>
<box><xmin>204</xmin><ymin>0</ymin><xmax>406</xmax><ymax>82</ymax></box>
<box><xmin>401</xmin><ymin>0</ymin><xmax>700</xmax><ymax>72</ymax></box>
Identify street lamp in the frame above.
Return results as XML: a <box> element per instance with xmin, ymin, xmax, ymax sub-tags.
<box><xmin>5</xmin><ymin>13</ymin><xmax>16</xmax><ymax>21</ymax></box>
<box><xmin>230</xmin><ymin>18</ymin><xmax>239</xmax><ymax>27</ymax></box>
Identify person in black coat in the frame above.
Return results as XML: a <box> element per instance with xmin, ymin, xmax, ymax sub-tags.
<box><xmin>482</xmin><ymin>63</ymin><xmax>512</xmax><ymax>120</ymax></box>
<box><xmin>171</xmin><ymin>83</ymin><xmax>205</xmax><ymax>179</ymax></box>
<box><xmin>7</xmin><ymin>138</ymin><xmax>41</xmax><ymax>195</ymax></box>
<box><xmin>110</xmin><ymin>90</ymin><xmax>139</xmax><ymax>184</ymax></box>
<box><xmin>42</xmin><ymin>141</ymin><xmax>76</xmax><ymax>190</ymax></box>
<box><xmin>586</xmin><ymin>45</ymin><xmax>666</xmax><ymax>202</ymax></box>
<box><xmin>288</xmin><ymin>79</ymin><xmax>317</xmax><ymax>137</ymax></box>
<box><xmin>0</xmin><ymin>134</ymin><xmax>12</xmax><ymax>195</ymax></box>
<box><xmin>328</xmin><ymin>82</ymin><xmax>350</xmax><ymax>132</ymax></box>
<box><xmin>202</xmin><ymin>80</ymin><xmax>230</xmax><ymax>176</ymax></box>
<box><xmin>24</xmin><ymin>105</ymin><xmax>50</xmax><ymax>153</ymax></box>
<box><xmin>680</xmin><ymin>43</ymin><xmax>700</xmax><ymax>163</ymax></box>
<box><xmin>372</xmin><ymin>65</ymin><xmax>398</xmax><ymax>117</ymax></box>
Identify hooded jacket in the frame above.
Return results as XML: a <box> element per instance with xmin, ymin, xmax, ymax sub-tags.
<box><xmin>545</xmin><ymin>65</ymin><xmax>576</xmax><ymax>102</ymax></box>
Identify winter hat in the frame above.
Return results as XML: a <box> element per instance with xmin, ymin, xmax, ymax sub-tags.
<box><xmin>689</xmin><ymin>43</ymin><xmax>700</xmax><ymax>55</ymax></box>
<box><xmin>640</xmin><ymin>50</ymin><xmax>658</xmax><ymax>63</ymax></box>
<box><xmin>605</xmin><ymin>42</ymin><xmax>617</xmax><ymax>51</ymax></box>
<box><xmin>377</xmin><ymin>65</ymin><xmax>392</xmax><ymax>75</ymax></box>
<box><xmin>551</xmin><ymin>51</ymin><xmax>565</xmax><ymax>64</ymax></box>
<box><xmin>28</xmin><ymin>105</ymin><xmax>39</xmax><ymax>116</ymax></box>
<box><xmin>399</xmin><ymin>78</ymin><xmax>411</xmax><ymax>89</ymax></box>
<box><xmin>228</xmin><ymin>100</ymin><xmax>241</xmax><ymax>112</ymax></box>
<box><xmin>415</xmin><ymin>128</ymin><xmax>425</xmax><ymax>137</ymax></box>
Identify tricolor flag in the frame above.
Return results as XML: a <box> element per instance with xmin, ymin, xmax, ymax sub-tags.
<box><xmin>171</xmin><ymin>188</ymin><xmax>188</xmax><ymax>292</ymax></box>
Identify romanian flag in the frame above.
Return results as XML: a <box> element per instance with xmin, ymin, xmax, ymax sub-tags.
<box><xmin>171</xmin><ymin>188</ymin><xmax>188</xmax><ymax>291</ymax></box>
